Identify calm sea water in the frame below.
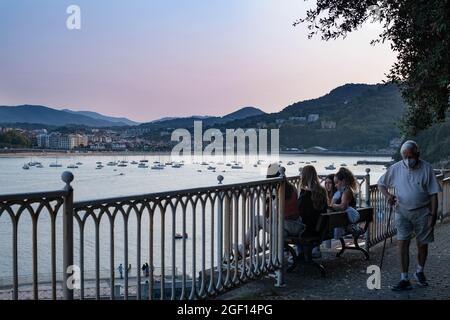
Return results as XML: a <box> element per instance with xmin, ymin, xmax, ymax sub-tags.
<box><xmin>0</xmin><ymin>154</ymin><xmax>390</xmax><ymax>285</ymax></box>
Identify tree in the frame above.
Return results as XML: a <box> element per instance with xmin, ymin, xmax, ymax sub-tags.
<box><xmin>295</xmin><ymin>0</ymin><xmax>450</xmax><ymax>136</ymax></box>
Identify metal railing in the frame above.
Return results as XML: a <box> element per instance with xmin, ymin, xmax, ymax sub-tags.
<box><xmin>1</xmin><ymin>170</ymin><xmax>286</xmax><ymax>300</ymax></box>
<box><xmin>2</xmin><ymin>167</ymin><xmax>449</xmax><ymax>300</ymax></box>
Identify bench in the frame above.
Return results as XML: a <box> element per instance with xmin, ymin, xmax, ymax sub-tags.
<box><xmin>284</xmin><ymin>207</ymin><xmax>374</xmax><ymax>277</ymax></box>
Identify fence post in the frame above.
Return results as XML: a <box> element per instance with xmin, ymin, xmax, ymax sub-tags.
<box><xmin>275</xmin><ymin>167</ymin><xmax>286</xmax><ymax>287</ymax></box>
<box><xmin>62</xmin><ymin>171</ymin><xmax>74</xmax><ymax>300</ymax></box>
<box><xmin>364</xmin><ymin>168</ymin><xmax>371</xmax><ymax>251</ymax></box>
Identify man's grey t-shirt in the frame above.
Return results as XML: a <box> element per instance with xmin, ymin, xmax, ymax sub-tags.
<box><xmin>378</xmin><ymin>159</ymin><xmax>442</xmax><ymax>210</ymax></box>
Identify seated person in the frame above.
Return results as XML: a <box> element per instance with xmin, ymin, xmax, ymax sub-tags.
<box><xmin>238</xmin><ymin>163</ymin><xmax>304</xmax><ymax>258</ymax></box>
<box><xmin>330</xmin><ymin>167</ymin><xmax>363</xmax><ymax>236</ymax></box>
<box><xmin>297</xmin><ymin>165</ymin><xmax>328</xmax><ymax>258</ymax></box>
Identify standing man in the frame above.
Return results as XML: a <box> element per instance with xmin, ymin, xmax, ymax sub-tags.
<box><xmin>378</xmin><ymin>140</ymin><xmax>442</xmax><ymax>291</ymax></box>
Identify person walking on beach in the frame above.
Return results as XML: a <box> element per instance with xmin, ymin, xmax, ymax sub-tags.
<box><xmin>118</xmin><ymin>263</ymin><xmax>124</xmax><ymax>279</ymax></box>
<box><xmin>378</xmin><ymin>140</ymin><xmax>442</xmax><ymax>291</ymax></box>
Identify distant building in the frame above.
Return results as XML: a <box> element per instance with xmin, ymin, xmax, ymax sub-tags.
<box><xmin>36</xmin><ymin>134</ymin><xmax>50</xmax><ymax>148</ymax></box>
<box><xmin>321</xmin><ymin>121</ymin><xmax>336</xmax><ymax>129</ymax></box>
<box><xmin>289</xmin><ymin>116</ymin><xmax>306</xmax><ymax>121</ymax></box>
<box><xmin>307</xmin><ymin>114</ymin><xmax>320</xmax><ymax>122</ymax></box>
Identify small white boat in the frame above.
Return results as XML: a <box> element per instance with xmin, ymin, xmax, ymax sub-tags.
<box><xmin>165</xmin><ymin>161</ymin><xmax>173</xmax><ymax>166</ymax></box>
<box><xmin>201</xmin><ymin>162</ymin><xmax>209</xmax><ymax>166</ymax></box>
<box><xmin>287</xmin><ymin>161</ymin><xmax>295</xmax><ymax>165</ymax></box>
<box><xmin>107</xmin><ymin>161</ymin><xmax>116</xmax><ymax>166</ymax></box>
<box><xmin>174</xmin><ymin>233</ymin><xmax>188</xmax><ymax>239</ymax></box>
<box><xmin>36</xmin><ymin>164</ymin><xmax>44</xmax><ymax>168</ymax></box>
<box><xmin>138</xmin><ymin>163</ymin><xmax>148</xmax><ymax>168</ymax></box>
<box><xmin>67</xmin><ymin>164</ymin><xmax>79</xmax><ymax>169</ymax></box>
<box><xmin>311</xmin><ymin>160</ymin><xmax>317</xmax><ymax>163</ymax></box>
<box><xmin>117</xmin><ymin>163</ymin><xmax>127</xmax><ymax>167</ymax></box>
<box><xmin>172</xmin><ymin>163</ymin><xmax>182</xmax><ymax>168</ymax></box>
<box><xmin>340</xmin><ymin>163</ymin><xmax>347</xmax><ymax>167</ymax></box>
<box><xmin>231</xmin><ymin>164</ymin><xmax>243</xmax><ymax>169</ymax></box>
<box><xmin>325</xmin><ymin>164</ymin><xmax>336</xmax><ymax>170</ymax></box>
<box><xmin>49</xmin><ymin>163</ymin><xmax>62</xmax><ymax>168</ymax></box>
<box><xmin>131</xmin><ymin>161</ymin><xmax>139</xmax><ymax>165</ymax></box>
<box><xmin>151</xmin><ymin>164</ymin><xmax>165</xmax><ymax>170</ymax></box>
<box><xmin>207</xmin><ymin>166</ymin><xmax>216</xmax><ymax>170</ymax></box>
<box><xmin>76</xmin><ymin>162</ymin><xmax>83</xmax><ymax>165</ymax></box>
<box><xmin>22</xmin><ymin>164</ymin><xmax>30</xmax><ymax>170</ymax></box>
<box><xmin>226</xmin><ymin>163</ymin><xmax>232</xmax><ymax>167</ymax></box>
<box><xmin>140</xmin><ymin>159</ymin><xmax>149</xmax><ymax>163</ymax></box>
<box><xmin>96</xmin><ymin>161</ymin><xmax>102</xmax><ymax>164</ymax></box>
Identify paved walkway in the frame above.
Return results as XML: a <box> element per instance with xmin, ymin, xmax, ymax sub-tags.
<box><xmin>219</xmin><ymin>219</ymin><xmax>450</xmax><ymax>300</ymax></box>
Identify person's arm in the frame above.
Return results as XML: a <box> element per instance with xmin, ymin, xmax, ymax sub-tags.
<box><xmin>378</xmin><ymin>168</ymin><xmax>396</xmax><ymax>206</ymax></box>
<box><xmin>429</xmin><ymin>194</ymin><xmax>438</xmax><ymax>227</ymax></box>
<box><xmin>331</xmin><ymin>190</ymin><xmax>351</xmax><ymax>211</ymax></box>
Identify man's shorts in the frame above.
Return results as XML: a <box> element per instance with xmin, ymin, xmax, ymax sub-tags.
<box><xmin>395</xmin><ymin>205</ymin><xmax>434</xmax><ymax>244</ymax></box>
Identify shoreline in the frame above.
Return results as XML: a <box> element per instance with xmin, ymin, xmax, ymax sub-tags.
<box><xmin>0</xmin><ymin>149</ymin><xmax>393</xmax><ymax>158</ymax></box>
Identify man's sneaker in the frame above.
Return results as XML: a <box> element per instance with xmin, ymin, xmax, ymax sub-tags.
<box><xmin>414</xmin><ymin>272</ymin><xmax>429</xmax><ymax>287</ymax></box>
<box><xmin>391</xmin><ymin>279</ymin><xmax>413</xmax><ymax>291</ymax></box>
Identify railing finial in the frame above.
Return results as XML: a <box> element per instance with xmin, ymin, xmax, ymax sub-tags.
<box><xmin>217</xmin><ymin>175</ymin><xmax>224</xmax><ymax>184</ymax></box>
<box><xmin>365</xmin><ymin>168</ymin><xmax>371</xmax><ymax>174</ymax></box>
<box><xmin>61</xmin><ymin>171</ymin><xmax>74</xmax><ymax>189</ymax></box>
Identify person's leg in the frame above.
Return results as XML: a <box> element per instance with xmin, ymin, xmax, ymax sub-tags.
<box><xmin>392</xmin><ymin>208</ymin><xmax>413</xmax><ymax>291</ymax></box>
<box><xmin>417</xmin><ymin>242</ymin><xmax>428</xmax><ymax>270</ymax></box>
<box><xmin>413</xmin><ymin>208</ymin><xmax>434</xmax><ymax>286</ymax></box>
<box><xmin>398</xmin><ymin>239</ymin><xmax>410</xmax><ymax>275</ymax></box>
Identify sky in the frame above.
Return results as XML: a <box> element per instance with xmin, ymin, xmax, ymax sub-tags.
<box><xmin>0</xmin><ymin>0</ymin><xmax>396</xmax><ymax>122</ymax></box>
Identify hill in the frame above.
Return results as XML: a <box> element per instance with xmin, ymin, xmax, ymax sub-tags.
<box><xmin>63</xmin><ymin>109</ymin><xmax>139</xmax><ymax>126</ymax></box>
<box><xmin>0</xmin><ymin>105</ymin><xmax>130</xmax><ymax>127</ymax></box>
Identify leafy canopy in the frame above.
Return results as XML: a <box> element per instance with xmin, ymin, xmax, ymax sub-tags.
<box><xmin>296</xmin><ymin>0</ymin><xmax>450</xmax><ymax>136</ymax></box>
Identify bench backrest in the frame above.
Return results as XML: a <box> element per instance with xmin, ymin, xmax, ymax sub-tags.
<box><xmin>316</xmin><ymin>207</ymin><xmax>374</xmax><ymax>233</ymax></box>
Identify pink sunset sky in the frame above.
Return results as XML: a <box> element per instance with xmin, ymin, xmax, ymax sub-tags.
<box><xmin>0</xmin><ymin>0</ymin><xmax>396</xmax><ymax>122</ymax></box>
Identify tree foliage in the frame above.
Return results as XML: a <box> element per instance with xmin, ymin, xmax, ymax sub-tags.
<box><xmin>0</xmin><ymin>130</ymin><xmax>30</xmax><ymax>147</ymax></box>
<box><xmin>296</xmin><ymin>0</ymin><xmax>450</xmax><ymax>136</ymax></box>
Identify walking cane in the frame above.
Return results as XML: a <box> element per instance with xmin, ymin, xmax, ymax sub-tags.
<box><xmin>380</xmin><ymin>203</ymin><xmax>394</xmax><ymax>269</ymax></box>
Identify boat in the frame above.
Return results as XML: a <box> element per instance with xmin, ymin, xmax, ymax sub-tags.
<box><xmin>226</xmin><ymin>163</ymin><xmax>232</xmax><ymax>167</ymax></box>
<box><xmin>107</xmin><ymin>161</ymin><xmax>116</xmax><ymax>166</ymax></box>
<box><xmin>138</xmin><ymin>163</ymin><xmax>148</xmax><ymax>168</ymax></box>
<box><xmin>165</xmin><ymin>161</ymin><xmax>173</xmax><ymax>166</ymax></box>
<box><xmin>22</xmin><ymin>164</ymin><xmax>30</xmax><ymax>170</ymax></box>
<box><xmin>67</xmin><ymin>164</ymin><xmax>79</xmax><ymax>169</ymax></box>
<box><xmin>131</xmin><ymin>161</ymin><xmax>139</xmax><ymax>165</ymax></box>
<box><xmin>117</xmin><ymin>163</ymin><xmax>127</xmax><ymax>167</ymax></box>
<box><xmin>172</xmin><ymin>163</ymin><xmax>182</xmax><ymax>168</ymax></box>
<box><xmin>325</xmin><ymin>164</ymin><xmax>336</xmax><ymax>170</ymax></box>
<box><xmin>76</xmin><ymin>162</ymin><xmax>83</xmax><ymax>165</ymax></box>
<box><xmin>49</xmin><ymin>163</ymin><xmax>62</xmax><ymax>168</ymax></box>
<box><xmin>253</xmin><ymin>164</ymin><xmax>258</xmax><ymax>167</ymax></box>
<box><xmin>201</xmin><ymin>162</ymin><xmax>209</xmax><ymax>166</ymax></box>
<box><xmin>340</xmin><ymin>163</ymin><xmax>347</xmax><ymax>167</ymax></box>
<box><xmin>140</xmin><ymin>159</ymin><xmax>149</xmax><ymax>163</ymax></box>
<box><xmin>231</xmin><ymin>164</ymin><xmax>243</xmax><ymax>169</ymax></box>
<box><xmin>287</xmin><ymin>161</ymin><xmax>295</xmax><ymax>165</ymax></box>
<box><xmin>197</xmin><ymin>170</ymin><xmax>202</xmax><ymax>172</ymax></box>
<box><xmin>151</xmin><ymin>164</ymin><xmax>165</xmax><ymax>170</ymax></box>
<box><xmin>95</xmin><ymin>165</ymin><xmax>103</xmax><ymax>170</ymax></box>
<box><xmin>96</xmin><ymin>161</ymin><xmax>102</xmax><ymax>165</ymax></box>
<box><xmin>207</xmin><ymin>166</ymin><xmax>216</xmax><ymax>170</ymax></box>
<box><xmin>36</xmin><ymin>164</ymin><xmax>44</xmax><ymax>168</ymax></box>
<box><xmin>299</xmin><ymin>161</ymin><xmax>305</xmax><ymax>164</ymax></box>
<box><xmin>305</xmin><ymin>162</ymin><xmax>311</xmax><ymax>164</ymax></box>
<box><xmin>311</xmin><ymin>160</ymin><xmax>317</xmax><ymax>163</ymax></box>
<box><xmin>174</xmin><ymin>233</ymin><xmax>188</xmax><ymax>239</ymax></box>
